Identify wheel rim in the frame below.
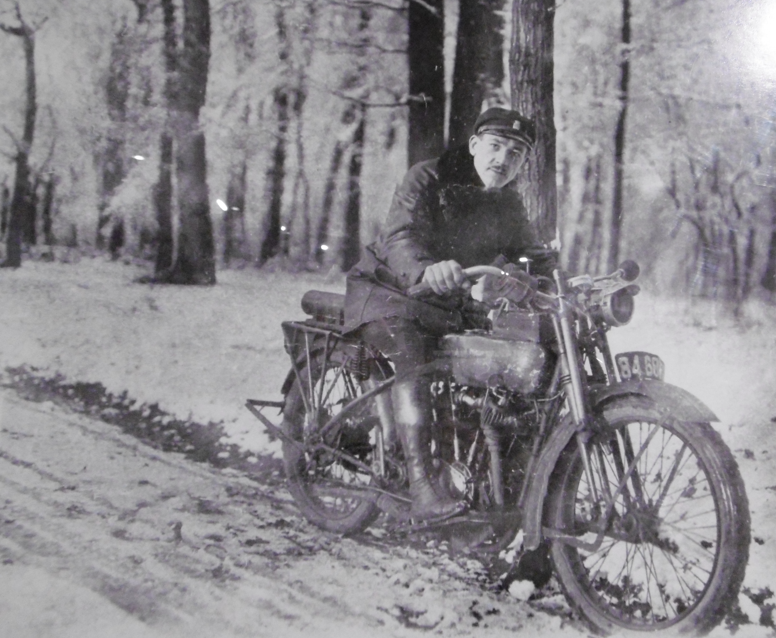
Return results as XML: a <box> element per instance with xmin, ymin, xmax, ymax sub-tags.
<box><xmin>557</xmin><ymin>417</ymin><xmax>721</xmax><ymax>628</ymax></box>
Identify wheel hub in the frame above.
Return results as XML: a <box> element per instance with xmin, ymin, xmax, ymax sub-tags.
<box><xmin>609</xmin><ymin>504</ymin><xmax>661</xmax><ymax>545</ymax></box>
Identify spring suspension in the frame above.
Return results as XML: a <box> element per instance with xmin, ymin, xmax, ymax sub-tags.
<box><xmin>481</xmin><ymin>391</ymin><xmax>526</xmax><ymax>430</ymax></box>
<box><xmin>347</xmin><ymin>344</ymin><xmax>371</xmax><ymax>380</ymax></box>
<box><xmin>481</xmin><ymin>403</ymin><xmax>524</xmax><ymax>429</ymax></box>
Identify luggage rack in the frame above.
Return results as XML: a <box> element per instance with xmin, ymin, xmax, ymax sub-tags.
<box><xmin>245</xmin><ymin>398</ymin><xmax>303</xmax><ymax>450</ymax></box>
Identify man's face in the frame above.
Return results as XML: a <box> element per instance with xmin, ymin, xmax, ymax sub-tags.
<box><xmin>469</xmin><ymin>133</ymin><xmax>529</xmax><ymax>189</ymax></box>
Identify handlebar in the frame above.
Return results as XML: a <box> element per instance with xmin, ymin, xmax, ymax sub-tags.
<box><xmin>406</xmin><ymin>265</ymin><xmax>557</xmax><ymax>310</ymax></box>
<box><xmin>404</xmin><ymin>260</ymin><xmax>639</xmax><ymax>315</ymax></box>
<box><xmin>405</xmin><ymin>266</ymin><xmax>507</xmax><ymax>298</ymax></box>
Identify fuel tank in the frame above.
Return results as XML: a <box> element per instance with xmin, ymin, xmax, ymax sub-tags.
<box><xmin>440</xmin><ymin>332</ymin><xmax>548</xmax><ymax>394</ymax></box>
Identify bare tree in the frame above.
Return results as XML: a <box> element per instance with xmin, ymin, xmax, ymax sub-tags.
<box><xmin>258</xmin><ymin>3</ymin><xmax>292</xmax><ymax>266</ymax></box>
<box><xmin>448</xmin><ymin>0</ymin><xmax>506</xmax><ymax>149</ymax></box>
<box><xmin>154</xmin><ymin>0</ymin><xmax>176</xmax><ymax>274</ymax></box>
<box><xmin>223</xmin><ymin>141</ymin><xmax>248</xmax><ymax>265</ymax></box>
<box><xmin>341</xmin><ymin>102</ymin><xmax>366</xmax><ymax>271</ymax></box>
<box><xmin>606</xmin><ymin>0</ymin><xmax>631</xmax><ymax>273</ymax></box>
<box><xmin>408</xmin><ymin>0</ymin><xmax>444</xmax><ymax>165</ymax></box>
<box><xmin>510</xmin><ymin>0</ymin><xmax>557</xmax><ymax>244</ymax></box>
<box><xmin>258</xmin><ymin>0</ymin><xmax>316</xmax><ymax>267</ymax></box>
<box><xmin>151</xmin><ymin>0</ymin><xmax>216</xmax><ymax>285</ymax></box>
<box><xmin>0</xmin><ymin>2</ymin><xmax>46</xmax><ymax>268</ymax></box>
<box><xmin>96</xmin><ymin>17</ymin><xmax>132</xmax><ymax>253</ymax></box>
<box><xmin>0</xmin><ymin>182</ymin><xmax>9</xmax><ymax>239</ymax></box>
<box><xmin>762</xmin><ymin>193</ymin><xmax>776</xmax><ymax>293</ymax></box>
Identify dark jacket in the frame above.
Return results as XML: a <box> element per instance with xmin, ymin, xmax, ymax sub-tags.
<box><xmin>344</xmin><ymin>145</ymin><xmax>555</xmax><ymax>333</ymax></box>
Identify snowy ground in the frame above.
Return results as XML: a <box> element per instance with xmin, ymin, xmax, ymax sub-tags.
<box><xmin>1</xmin><ymin>256</ymin><xmax>775</xmax><ymax>635</ymax></box>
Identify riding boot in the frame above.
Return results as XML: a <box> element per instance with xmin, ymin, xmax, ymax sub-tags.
<box><xmin>393</xmin><ymin>378</ymin><xmax>465</xmax><ymax>522</ymax></box>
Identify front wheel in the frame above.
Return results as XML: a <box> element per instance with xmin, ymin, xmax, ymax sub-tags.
<box><xmin>546</xmin><ymin>396</ymin><xmax>750</xmax><ymax>635</ymax></box>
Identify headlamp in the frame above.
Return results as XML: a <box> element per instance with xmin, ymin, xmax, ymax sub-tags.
<box><xmin>592</xmin><ymin>285</ymin><xmax>639</xmax><ymax>327</ymax></box>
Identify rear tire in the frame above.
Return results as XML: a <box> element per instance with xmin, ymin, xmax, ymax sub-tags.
<box><xmin>547</xmin><ymin>396</ymin><xmax>750</xmax><ymax>635</ymax></box>
<box><xmin>282</xmin><ymin>347</ymin><xmax>387</xmax><ymax>534</ymax></box>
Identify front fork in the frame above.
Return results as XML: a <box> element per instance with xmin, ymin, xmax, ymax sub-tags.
<box><xmin>550</xmin><ymin>271</ymin><xmax>647</xmax><ymax>541</ymax></box>
<box><xmin>551</xmin><ymin>270</ymin><xmax>615</xmax><ymax>511</ymax></box>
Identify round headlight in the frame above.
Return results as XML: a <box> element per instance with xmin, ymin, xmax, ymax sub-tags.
<box><xmin>601</xmin><ymin>288</ymin><xmax>635</xmax><ymax>326</ymax></box>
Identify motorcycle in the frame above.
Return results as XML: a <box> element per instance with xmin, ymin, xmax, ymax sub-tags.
<box><xmin>247</xmin><ymin>261</ymin><xmax>750</xmax><ymax>635</ymax></box>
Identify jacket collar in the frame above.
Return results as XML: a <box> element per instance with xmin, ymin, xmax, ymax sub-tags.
<box><xmin>436</xmin><ymin>144</ymin><xmax>482</xmax><ymax>188</ymax></box>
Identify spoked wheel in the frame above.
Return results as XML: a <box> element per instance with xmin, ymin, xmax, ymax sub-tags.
<box><xmin>282</xmin><ymin>347</ymin><xmax>390</xmax><ymax>534</ymax></box>
<box><xmin>547</xmin><ymin>397</ymin><xmax>750</xmax><ymax>635</ymax></box>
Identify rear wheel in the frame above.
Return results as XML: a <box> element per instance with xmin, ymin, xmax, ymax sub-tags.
<box><xmin>547</xmin><ymin>397</ymin><xmax>750</xmax><ymax>635</ymax></box>
<box><xmin>282</xmin><ymin>347</ymin><xmax>389</xmax><ymax>534</ymax></box>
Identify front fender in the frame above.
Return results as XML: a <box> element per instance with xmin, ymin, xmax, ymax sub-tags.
<box><xmin>590</xmin><ymin>379</ymin><xmax>718</xmax><ymax>422</ymax></box>
<box><xmin>521</xmin><ymin>380</ymin><xmax>718</xmax><ymax>551</ymax></box>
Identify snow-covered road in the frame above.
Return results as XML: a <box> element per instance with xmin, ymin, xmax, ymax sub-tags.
<box><xmin>0</xmin><ymin>389</ymin><xmax>583</xmax><ymax>638</ymax></box>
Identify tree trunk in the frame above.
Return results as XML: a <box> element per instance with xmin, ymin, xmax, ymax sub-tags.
<box><xmin>448</xmin><ymin>0</ymin><xmax>505</xmax><ymax>149</ymax></box>
<box><xmin>1</xmin><ymin>10</ymin><xmax>38</xmax><ymax>268</ymax></box>
<box><xmin>510</xmin><ymin>0</ymin><xmax>557</xmax><ymax>245</ymax></box>
<box><xmin>223</xmin><ymin>161</ymin><xmax>247</xmax><ymax>265</ymax></box>
<box><xmin>1</xmin><ymin>184</ymin><xmax>10</xmax><ymax>239</ymax></box>
<box><xmin>727</xmin><ymin>227</ymin><xmax>740</xmax><ymax>304</ymax></box>
<box><xmin>567</xmin><ymin>153</ymin><xmax>602</xmax><ymax>274</ymax></box>
<box><xmin>172</xmin><ymin>117</ymin><xmax>215</xmax><ymax>283</ymax></box>
<box><xmin>259</xmin><ymin>87</ymin><xmax>288</xmax><ymax>265</ymax></box>
<box><xmin>408</xmin><ymin>0</ymin><xmax>444</xmax><ymax>165</ymax></box>
<box><xmin>154</xmin><ymin>0</ymin><xmax>215</xmax><ymax>285</ymax></box>
<box><xmin>761</xmin><ymin>194</ymin><xmax>776</xmax><ymax>293</ymax></box>
<box><xmin>103</xmin><ymin>25</ymin><xmax>130</xmax><ymax>197</ymax></box>
<box><xmin>315</xmin><ymin>141</ymin><xmax>345</xmax><ymax>265</ymax></box>
<box><xmin>154</xmin><ymin>132</ymin><xmax>175</xmax><ymax>273</ymax></box>
<box><xmin>154</xmin><ymin>0</ymin><xmax>177</xmax><ymax>275</ymax></box>
<box><xmin>41</xmin><ymin>176</ymin><xmax>55</xmax><ymax>247</ymax></box>
<box><xmin>607</xmin><ymin>0</ymin><xmax>631</xmax><ymax>273</ymax></box>
<box><xmin>258</xmin><ymin>3</ymin><xmax>295</xmax><ymax>267</ymax></box>
<box><xmin>741</xmin><ymin>226</ymin><xmax>756</xmax><ymax>301</ymax></box>
<box><xmin>341</xmin><ymin>105</ymin><xmax>366</xmax><ymax>271</ymax></box>
<box><xmin>22</xmin><ymin>176</ymin><xmax>38</xmax><ymax>246</ymax></box>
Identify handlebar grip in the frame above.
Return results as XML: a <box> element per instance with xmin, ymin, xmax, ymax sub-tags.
<box><xmin>407</xmin><ymin>266</ymin><xmax>503</xmax><ymax>298</ymax></box>
<box><xmin>618</xmin><ymin>260</ymin><xmax>640</xmax><ymax>282</ymax></box>
<box><xmin>531</xmin><ymin>289</ymin><xmax>557</xmax><ymax>311</ymax></box>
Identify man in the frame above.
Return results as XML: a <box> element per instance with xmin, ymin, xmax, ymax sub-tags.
<box><xmin>344</xmin><ymin>107</ymin><xmax>555</xmax><ymax>522</ymax></box>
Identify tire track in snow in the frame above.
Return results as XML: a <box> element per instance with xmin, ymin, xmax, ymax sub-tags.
<box><xmin>0</xmin><ymin>391</ymin><xmax>416</xmax><ymax>637</ymax></box>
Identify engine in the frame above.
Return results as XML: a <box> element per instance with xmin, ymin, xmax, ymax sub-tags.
<box><xmin>430</xmin><ymin>380</ymin><xmax>537</xmax><ymax>508</ymax></box>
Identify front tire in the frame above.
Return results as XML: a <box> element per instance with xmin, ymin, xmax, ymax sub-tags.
<box><xmin>546</xmin><ymin>396</ymin><xmax>750</xmax><ymax>635</ymax></box>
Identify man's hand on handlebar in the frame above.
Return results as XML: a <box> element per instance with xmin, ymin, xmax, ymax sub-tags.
<box><xmin>407</xmin><ymin>263</ymin><xmax>557</xmax><ymax>310</ymax></box>
<box><xmin>422</xmin><ymin>260</ymin><xmax>472</xmax><ymax>296</ymax></box>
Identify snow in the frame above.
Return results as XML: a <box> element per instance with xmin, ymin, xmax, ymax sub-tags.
<box><xmin>1</xmin><ymin>257</ymin><xmax>775</xmax><ymax>632</ymax></box>
<box><xmin>508</xmin><ymin>579</ymin><xmax>536</xmax><ymax>601</ymax></box>
<box><xmin>0</xmin><ymin>564</ymin><xmax>170</xmax><ymax>638</ymax></box>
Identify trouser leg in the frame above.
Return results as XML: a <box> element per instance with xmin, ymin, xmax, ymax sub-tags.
<box><xmin>361</xmin><ymin>317</ymin><xmax>464</xmax><ymax>521</ymax></box>
<box><xmin>392</xmin><ymin>377</ymin><xmax>465</xmax><ymax>521</ymax></box>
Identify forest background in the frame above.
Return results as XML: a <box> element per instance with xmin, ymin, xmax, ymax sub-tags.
<box><xmin>0</xmin><ymin>0</ymin><xmax>775</xmax><ymax>307</ymax></box>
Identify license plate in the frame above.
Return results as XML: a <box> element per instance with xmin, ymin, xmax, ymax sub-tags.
<box><xmin>615</xmin><ymin>351</ymin><xmax>665</xmax><ymax>381</ymax></box>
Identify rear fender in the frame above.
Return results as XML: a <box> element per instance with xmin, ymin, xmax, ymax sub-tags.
<box><xmin>521</xmin><ymin>380</ymin><xmax>718</xmax><ymax>551</ymax></box>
